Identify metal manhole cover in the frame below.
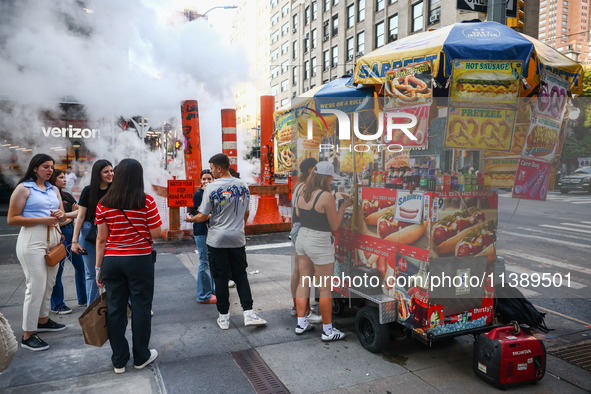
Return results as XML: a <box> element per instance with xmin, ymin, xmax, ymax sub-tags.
<box><xmin>548</xmin><ymin>340</ymin><xmax>591</xmax><ymax>372</ymax></box>
<box><xmin>232</xmin><ymin>348</ymin><xmax>290</xmax><ymax>394</ymax></box>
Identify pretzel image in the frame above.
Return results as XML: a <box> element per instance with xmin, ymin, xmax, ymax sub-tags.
<box><xmin>449</xmin><ymin>118</ymin><xmax>477</xmax><ymax>146</ymax></box>
<box><xmin>480</xmin><ymin>119</ymin><xmax>511</xmax><ymax>148</ymax></box>
<box><xmin>279</xmin><ymin>148</ymin><xmax>295</xmax><ymax>168</ymax></box>
<box><xmin>386</xmin><ymin>75</ymin><xmax>431</xmax><ymax>102</ymax></box>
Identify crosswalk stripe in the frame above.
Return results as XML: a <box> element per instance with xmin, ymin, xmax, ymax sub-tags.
<box><xmin>500</xmin><ymin>230</ymin><xmax>591</xmax><ymax>249</ymax></box>
<box><xmin>517</xmin><ymin>287</ymin><xmax>540</xmax><ymax>298</ymax></box>
<box><xmin>505</xmin><ymin>264</ymin><xmax>587</xmax><ymax>290</ymax></box>
<box><xmin>499</xmin><ymin>250</ymin><xmax>591</xmax><ymax>276</ymax></box>
<box><xmin>571</xmin><ymin>201</ymin><xmax>591</xmax><ymax>204</ymax></box>
<box><xmin>515</xmin><ymin>226</ymin><xmax>585</xmax><ymax>241</ymax></box>
<box><xmin>564</xmin><ymin>223</ymin><xmax>591</xmax><ymax>229</ymax></box>
<box><xmin>539</xmin><ymin>224</ymin><xmax>591</xmax><ymax>234</ymax></box>
<box><xmin>245</xmin><ymin>242</ymin><xmax>292</xmax><ymax>251</ymax></box>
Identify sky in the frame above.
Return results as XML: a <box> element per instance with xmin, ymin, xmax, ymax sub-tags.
<box><xmin>0</xmin><ymin>0</ymin><xmax>257</xmax><ymax>185</ymax></box>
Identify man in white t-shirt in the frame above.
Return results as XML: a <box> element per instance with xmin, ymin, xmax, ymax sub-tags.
<box><xmin>65</xmin><ymin>166</ymin><xmax>77</xmax><ymax>194</ymax></box>
<box><xmin>191</xmin><ymin>153</ymin><xmax>267</xmax><ymax>330</ymax></box>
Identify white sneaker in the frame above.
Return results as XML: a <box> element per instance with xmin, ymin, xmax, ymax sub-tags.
<box><xmin>134</xmin><ymin>349</ymin><xmax>158</xmax><ymax>369</ymax></box>
<box><xmin>228</xmin><ymin>280</ymin><xmax>236</xmax><ymax>288</ymax></box>
<box><xmin>217</xmin><ymin>313</ymin><xmax>230</xmax><ymax>330</ymax></box>
<box><xmin>305</xmin><ymin>311</ymin><xmax>322</xmax><ymax>324</ymax></box>
<box><xmin>243</xmin><ymin>310</ymin><xmax>267</xmax><ymax>326</ymax></box>
<box><xmin>321</xmin><ymin>327</ymin><xmax>346</xmax><ymax>341</ymax></box>
<box><xmin>114</xmin><ymin>366</ymin><xmax>125</xmax><ymax>374</ymax></box>
<box><xmin>295</xmin><ymin>322</ymin><xmax>314</xmax><ymax>335</ymax></box>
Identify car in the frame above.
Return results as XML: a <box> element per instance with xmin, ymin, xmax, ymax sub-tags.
<box><xmin>557</xmin><ymin>166</ymin><xmax>591</xmax><ymax>194</ymax></box>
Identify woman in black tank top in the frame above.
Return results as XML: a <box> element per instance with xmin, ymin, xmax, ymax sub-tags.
<box><xmin>294</xmin><ymin>162</ymin><xmax>352</xmax><ymax>341</ymax></box>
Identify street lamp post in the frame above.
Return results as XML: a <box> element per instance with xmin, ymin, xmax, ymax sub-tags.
<box><xmin>72</xmin><ymin>141</ymin><xmax>81</xmax><ymax>176</ymax></box>
<box><xmin>202</xmin><ymin>5</ymin><xmax>237</xmax><ymax>18</ymax></box>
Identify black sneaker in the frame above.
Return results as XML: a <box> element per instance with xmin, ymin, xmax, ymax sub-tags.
<box><xmin>51</xmin><ymin>305</ymin><xmax>72</xmax><ymax>315</ymax></box>
<box><xmin>37</xmin><ymin>318</ymin><xmax>66</xmax><ymax>332</ymax></box>
<box><xmin>21</xmin><ymin>334</ymin><xmax>49</xmax><ymax>351</ymax></box>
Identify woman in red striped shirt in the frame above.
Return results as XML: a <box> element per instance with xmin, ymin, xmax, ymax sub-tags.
<box><xmin>95</xmin><ymin>159</ymin><xmax>162</xmax><ymax>374</ymax></box>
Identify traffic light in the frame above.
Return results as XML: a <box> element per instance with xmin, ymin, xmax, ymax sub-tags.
<box><xmin>174</xmin><ymin>140</ymin><xmax>181</xmax><ymax>150</ymax></box>
<box><xmin>507</xmin><ymin>0</ymin><xmax>525</xmax><ymax>31</ymax></box>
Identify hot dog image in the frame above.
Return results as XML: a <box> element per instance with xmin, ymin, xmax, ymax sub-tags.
<box><xmin>453</xmin><ymin>72</ymin><xmax>519</xmax><ymax>99</ymax></box>
<box><xmin>431</xmin><ymin>207</ymin><xmax>486</xmax><ymax>255</ymax></box>
<box><xmin>377</xmin><ymin>209</ymin><xmax>428</xmax><ymax>245</ymax></box>
<box><xmin>363</xmin><ymin>199</ymin><xmax>396</xmax><ymax>226</ymax></box>
<box><xmin>455</xmin><ymin>220</ymin><xmax>497</xmax><ymax>262</ymax></box>
<box><xmin>399</xmin><ymin>207</ymin><xmax>420</xmax><ymax>220</ymax></box>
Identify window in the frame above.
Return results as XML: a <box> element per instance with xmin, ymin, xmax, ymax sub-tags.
<box><xmin>304</xmin><ymin>60</ymin><xmax>309</xmax><ymax>79</ymax></box>
<box><xmin>347</xmin><ymin>37</ymin><xmax>354</xmax><ymax>59</ymax></box>
<box><xmin>311</xmin><ymin>57</ymin><xmax>317</xmax><ymax>76</ymax></box>
<box><xmin>540</xmin><ymin>12</ymin><xmax>546</xmax><ymax>18</ymax></box>
<box><xmin>312</xmin><ymin>1</ymin><xmax>318</xmax><ymax>20</ymax></box>
<box><xmin>347</xmin><ymin>4</ymin><xmax>355</xmax><ymax>28</ymax></box>
<box><xmin>271</xmin><ymin>66</ymin><xmax>279</xmax><ymax>79</ymax></box>
<box><xmin>358</xmin><ymin>0</ymin><xmax>365</xmax><ymax>22</ymax></box>
<box><xmin>293</xmin><ymin>14</ymin><xmax>298</xmax><ymax>31</ymax></box>
<box><xmin>312</xmin><ymin>29</ymin><xmax>317</xmax><ymax>48</ymax></box>
<box><xmin>293</xmin><ymin>41</ymin><xmax>298</xmax><ymax>59</ymax></box>
<box><xmin>375</xmin><ymin>21</ymin><xmax>385</xmax><ymax>48</ymax></box>
<box><xmin>281</xmin><ymin>98</ymin><xmax>289</xmax><ymax>107</ymax></box>
<box><xmin>388</xmin><ymin>14</ymin><xmax>398</xmax><ymax>41</ymax></box>
<box><xmin>281</xmin><ymin>61</ymin><xmax>289</xmax><ymax>74</ymax></box>
<box><xmin>271</xmin><ymin>30</ymin><xmax>279</xmax><ymax>43</ymax></box>
<box><xmin>272</xmin><ymin>12</ymin><xmax>280</xmax><ymax>25</ymax></box>
<box><xmin>305</xmin><ymin>6</ymin><xmax>310</xmax><ymax>25</ymax></box>
<box><xmin>357</xmin><ymin>31</ymin><xmax>365</xmax><ymax>54</ymax></box>
<box><xmin>428</xmin><ymin>7</ymin><xmax>441</xmax><ymax>24</ymax></box>
<box><xmin>293</xmin><ymin>67</ymin><xmax>298</xmax><ymax>84</ymax></box>
<box><xmin>271</xmin><ymin>0</ymin><xmax>279</xmax><ymax>7</ymax></box>
<box><xmin>562</xmin><ymin>27</ymin><xmax>567</xmax><ymax>32</ymax></box>
<box><xmin>282</xmin><ymin>4</ymin><xmax>290</xmax><ymax>17</ymax></box>
<box><xmin>304</xmin><ymin>36</ymin><xmax>309</xmax><ymax>53</ymax></box>
<box><xmin>323</xmin><ymin>50</ymin><xmax>330</xmax><ymax>70</ymax></box>
<box><xmin>271</xmin><ymin>84</ymin><xmax>278</xmax><ymax>95</ymax></box>
<box><xmin>333</xmin><ymin>0</ymin><xmax>339</xmax><ymax>5</ymax></box>
<box><xmin>281</xmin><ymin>41</ymin><xmax>289</xmax><ymax>55</ymax></box>
<box><xmin>324</xmin><ymin>0</ymin><xmax>331</xmax><ymax>12</ymax></box>
<box><xmin>539</xmin><ymin>32</ymin><xmax>546</xmax><ymax>38</ymax></box>
<box><xmin>412</xmin><ymin>1</ymin><xmax>424</xmax><ymax>32</ymax></box>
<box><xmin>281</xmin><ymin>79</ymin><xmax>288</xmax><ymax>92</ymax></box>
<box><xmin>282</xmin><ymin>22</ymin><xmax>289</xmax><ymax>36</ymax></box>
<box><xmin>323</xmin><ymin>22</ymin><xmax>330</xmax><ymax>37</ymax></box>
<box><xmin>332</xmin><ymin>45</ymin><xmax>338</xmax><ymax>67</ymax></box>
<box><xmin>540</xmin><ymin>6</ymin><xmax>547</xmax><ymax>12</ymax></box>
<box><xmin>332</xmin><ymin>15</ymin><xmax>339</xmax><ymax>35</ymax></box>
<box><xmin>376</xmin><ymin>0</ymin><xmax>384</xmax><ymax>12</ymax></box>
<box><xmin>271</xmin><ymin>48</ymin><xmax>279</xmax><ymax>61</ymax></box>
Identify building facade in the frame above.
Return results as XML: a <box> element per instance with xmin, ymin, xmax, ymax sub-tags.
<box><xmin>270</xmin><ymin>0</ymin><xmax>483</xmax><ymax>110</ymax></box>
<box><xmin>537</xmin><ymin>0</ymin><xmax>591</xmax><ymax>64</ymax></box>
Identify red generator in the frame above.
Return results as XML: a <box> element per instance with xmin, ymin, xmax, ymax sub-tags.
<box><xmin>473</xmin><ymin>324</ymin><xmax>546</xmax><ymax>389</ymax></box>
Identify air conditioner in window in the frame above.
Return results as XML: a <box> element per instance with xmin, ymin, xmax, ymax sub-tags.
<box><xmin>388</xmin><ymin>34</ymin><xmax>397</xmax><ymax>42</ymax></box>
<box><xmin>312</xmin><ymin>72</ymin><xmax>317</xmax><ymax>76</ymax></box>
<box><xmin>303</xmin><ymin>33</ymin><xmax>309</xmax><ymax>39</ymax></box>
<box><xmin>324</xmin><ymin>20</ymin><xmax>330</xmax><ymax>26</ymax></box>
<box><xmin>323</xmin><ymin>35</ymin><xmax>329</xmax><ymax>41</ymax></box>
<box><xmin>332</xmin><ymin>62</ymin><xmax>338</xmax><ymax>67</ymax></box>
<box><xmin>347</xmin><ymin>54</ymin><xmax>353</xmax><ymax>60</ymax></box>
<box><xmin>429</xmin><ymin>14</ymin><xmax>440</xmax><ymax>23</ymax></box>
<box><xmin>356</xmin><ymin>51</ymin><xmax>364</xmax><ymax>56</ymax></box>
<box><xmin>292</xmin><ymin>28</ymin><xmax>297</xmax><ymax>33</ymax></box>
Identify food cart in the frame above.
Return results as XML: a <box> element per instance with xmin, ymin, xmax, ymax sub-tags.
<box><xmin>274</xmin><ymin>20</ymin><xmax>583</xmax><ymax>352</ymax></box>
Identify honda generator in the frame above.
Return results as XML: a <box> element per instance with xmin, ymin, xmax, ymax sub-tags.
<box><xmin>473</xmin><ymin>323</ymin><xmax>546</xmax><ymax>389</ymax></box>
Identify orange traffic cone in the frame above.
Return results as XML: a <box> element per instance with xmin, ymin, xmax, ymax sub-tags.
<box><xmin>252</xmin><ymin>195</ymin><xmax>283</xmax><ymax>225</ymax></box>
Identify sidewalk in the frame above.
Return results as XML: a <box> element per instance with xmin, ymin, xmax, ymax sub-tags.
<box><xmin>0</xmin><ymin>249</ymin><xmax>589</xmax><ymax>393</ymax></box>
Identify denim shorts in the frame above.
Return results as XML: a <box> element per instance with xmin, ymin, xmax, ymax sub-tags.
<box><xmin>294</xmin><ymin>227</ymin><xmax>334</xmax><ymax>265</ymax></box>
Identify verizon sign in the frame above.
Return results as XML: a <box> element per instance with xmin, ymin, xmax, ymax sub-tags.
<box><xmin>42</xmin><ymin>125</ymin><xmax>101</xmax><ymax>139</ymax></box>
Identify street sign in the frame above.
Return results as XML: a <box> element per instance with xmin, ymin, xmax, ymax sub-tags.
<box><xmin>167</xmin><ymin>180</ymin><xmax>195</xmax><ymax>207</ymax></box>
<box><xmin>457</xmin><ymin>0</ymin><xmax>487</xmax><ymax>13</ymax></box>
<box><xmin>506</xmin><ymin>0</ymin><xmax>516</xmax><ymax>17</ymax></box>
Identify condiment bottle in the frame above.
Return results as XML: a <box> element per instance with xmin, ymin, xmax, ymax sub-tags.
<box><xmin>457</xmin><ymin>171</ymin><xmax>464</xmax><ymax>192</ymax></box>
<box><xmin>443</xmin><ymin>172</ymin><xmax>451</xmax><ymax>192</ymax></box>
<box><xmin>386</xmin><ymin>167</ymin><xmax>394</xmax><ymax>189</ymax></box>
<box><xmin>394</xmin><ymin>167</ymin><xmax>403</xmax><ymax>189</ymax></box>
<box><xmin>451</xmin><ymin>172</ymin><xmax>458</xmax><ymax>191</ymax></box>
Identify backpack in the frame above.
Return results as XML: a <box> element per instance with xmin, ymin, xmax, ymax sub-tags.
<box><xmin>494</xmin><ymin>285</ymin><xmax>552</xmax><ymax>333</ymax></box>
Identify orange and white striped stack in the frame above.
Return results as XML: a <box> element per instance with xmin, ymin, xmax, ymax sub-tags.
<box><xmin>221</xmin><ymin>109</ymin><xmax>237</xmax><ymax>171</ymax></box>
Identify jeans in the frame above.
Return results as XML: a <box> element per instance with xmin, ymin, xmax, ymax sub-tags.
<box><xmin>195</xmin><ymin>235</ymin><xmax>214</xmax><ymax>302</ymax></box>
<box><xmin>80</xmin><ymin>220</ymin><xmax>100</xmax><ymax>305</ymax></box>
<box><xmin>207</xmin><ymin>245</ymin><xmax>253</xmax><ymax>315</ymax></box>
<box><xmin>50</xmin><ymin>223</ymin><xmax>87</xmax><ymax>309</ymax></box>
<box><xmin>102</xmin><ymin>254</ymin><xmax>154</xmax><ymax>369</ymax></box>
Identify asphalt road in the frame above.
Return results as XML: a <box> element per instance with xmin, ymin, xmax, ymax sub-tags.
<box><xmin>1</xmin><ymin>190</ymin><xmax>589</xmax><ymax>324</ymax></box>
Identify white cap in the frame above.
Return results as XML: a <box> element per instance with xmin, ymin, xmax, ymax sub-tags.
<box><xmin>314</xmin><ymin>161</ymin><xmax>337</xmax><ymax>177</ymax></box>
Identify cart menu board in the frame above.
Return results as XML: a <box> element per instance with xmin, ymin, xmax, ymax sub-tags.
<box><xmin>384</xmin><ymin>61</ymin><xmax>433</xmax><ymax>109</ymax></box>
<box><xmin>445</xmin><ymin>107</ymin><xmax>515</xmax><ymax>151</ymax></box>
<box><xmin>512</xmin><ymin>158</ymin><xmax>552</xmax><ymax>201</ymax></box>
<box><xmin>521</xmin><ymin>116</ymin><xmax>561</xmax><ymax>162</ymax></box>
<box><xmin>535</xmin><ymin>70</ymin><xmax>570</xmax><ymax>121</ymax></box>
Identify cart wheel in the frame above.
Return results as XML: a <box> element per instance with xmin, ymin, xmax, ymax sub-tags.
<box><xmin>332</xmin><ymin>298</ymin><xmax>347</xmax><ymax>316</ymax></box>
<box><xmin>355</xmin><ymin>306</ymin><xmax>390</xmax><ymax>353</ymax></box>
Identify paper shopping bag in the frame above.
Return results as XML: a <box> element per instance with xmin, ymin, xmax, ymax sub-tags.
<box><xmin>78</xmin><ymin>292</ymin><xmax>108</xmax><ymax>347</ymax></box>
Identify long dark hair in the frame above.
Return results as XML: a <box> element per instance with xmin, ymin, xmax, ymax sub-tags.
<box><xmin>49</xmin><ymin>169</ymin><xmax>76</xmax><ymax>205</ymax></box>
<box><xmin>301</xmin><ymin>173</ymin><xmax>332</xmax><ymax>203</ymax></box>
<box><xmin>100</xmin><ymin>158</ymin><xmax>146</xmax><ymax>210</ymax></box>
<box><xmin>18</xmin><ymin>153</ymin><xmax>54</xmax><ymax>184</ymax></box>
<box><xmin>85</xmin><ymin>159</ymin><xmax>112</xmax><ymax>221</ymax></box>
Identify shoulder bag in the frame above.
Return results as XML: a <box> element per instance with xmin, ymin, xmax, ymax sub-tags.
<box><xmin>120</xmin><ymin>210</ymin><xmax>157</xmax><ymax>263</ymax></box>
<box><xmin>45</xmin><ymin>226</ymin><xmax>67</xmax><ymax>266</ymax></box>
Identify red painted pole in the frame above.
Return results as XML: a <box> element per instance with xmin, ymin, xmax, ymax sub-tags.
<box><xmin>221</xmin><ymin>109</ymin><xmax>238</xmax><ymax>171</ymax></box>
<box><xmin>180</xmin><ymin>100</ymin><xmax>202</xmax><ymax>182</ymax></box>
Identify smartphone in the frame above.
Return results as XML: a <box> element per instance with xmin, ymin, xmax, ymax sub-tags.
<box><xmin>79</xmin><ymin>249</ymin><xmax>88</xmax><ymax>255</ymax></box>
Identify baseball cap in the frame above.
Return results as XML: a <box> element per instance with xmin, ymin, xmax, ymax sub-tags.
<box><xmin>300</xmin><ymin>157</ymin><xmax>318</xmax><ymax>172</ymax></box>
<box><xmin>314</xmin><ymin>161</ymin><xmax>337</xmax><ymax>177</ymax></box>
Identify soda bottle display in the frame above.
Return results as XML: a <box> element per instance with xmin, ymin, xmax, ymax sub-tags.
<box><xmin>395</xmin><ymin>167</ymin><xmax>403</xmax><ymax>189</ymax></box>
<box><xmin>443</xmin><ymin>172</ymin><xmax>451</xmax><ymax>192</ymax></box>
<box><xmin>419</xmin><ymin>171</ymin><xmax>428</xmax><ymax>190</ymax></box>
<box><xmin>477</xmin><ymin>172</ymin><xmax>484</xmax><ymax>191</ymax></box>
<box><xmin>464</xmin><ymin>171</ymin><xmax>471</xmax><ymax>191</ymax></box>
<box><xmin>402</xmin><ymin>167</ymin><xmax>410</xmax><ymax>190</ymax></box>
<box><xmin>471</xmin><ymin>172</ymin><xmax>478</xmax><ymax>191</ymax></box>
<box><xmin>451</xmin><ymin>172</ymin><xmax>458</xmax><ymax>191</ymax></box>
<box><xmin>457</xmin><ymin>171</ymin><xmax>464</xmax><ymax>191</ymax></box>
<box><xmin>427</xmin><ymin>169</ymin><xmax>436</xmax><ymax>191</ymax></box>
<box><xmin>386</xmin><ymin>167</ymin><xmax>394</xmax><ymax>188</ymax></box>
<box><xmin>435</xmin><ymin>169</ymin><xmax>444</xmax><ymax>192</ymax></box>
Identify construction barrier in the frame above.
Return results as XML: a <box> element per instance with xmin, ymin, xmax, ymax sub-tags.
<box><xmin>152</xmin><ymin>183</ymin><xmax>292</xmax><ymax>241</ymax></box>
